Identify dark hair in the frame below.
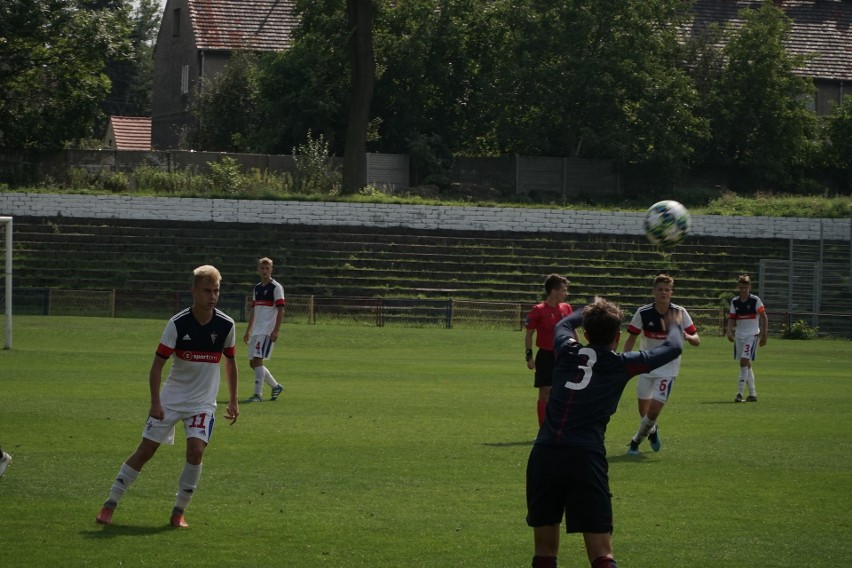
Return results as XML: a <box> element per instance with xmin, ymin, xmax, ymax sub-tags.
<box><xmin>738</xmin><ymin>273</ymin><xmax>751</xmax><ymax>284</ymax></box>
<box><xmin>544</xmin><ymin>273</ymin><xmax>569</xmax><ymax>295</ymax></box>
<box><xmin>583</xmin><ymin>300</ymin><xmax>623</xmax><ymax>345</ymax></box>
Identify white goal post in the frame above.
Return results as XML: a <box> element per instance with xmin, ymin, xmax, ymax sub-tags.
<box><xmin>1</xmin><ymin>216</ymin><xmax>11</xmax><ymax>349</ymax></box>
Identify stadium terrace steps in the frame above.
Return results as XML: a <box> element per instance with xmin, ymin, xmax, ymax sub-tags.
<box><xmin>8</xmin><ymin>216</ymin><xmax>795</xmax><ymax>313</ymax></box>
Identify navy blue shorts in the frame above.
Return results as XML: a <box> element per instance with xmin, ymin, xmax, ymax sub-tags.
<box><xmin>526</xmin><ymin>444</ymin><xmax>613</xmax><ymax>534</ymax></box>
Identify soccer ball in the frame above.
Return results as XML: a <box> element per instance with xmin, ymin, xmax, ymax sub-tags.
<box><xmin>643</xmin><ymin>200</ymin><xmax>691</xmax><ymax>245</ymax></box>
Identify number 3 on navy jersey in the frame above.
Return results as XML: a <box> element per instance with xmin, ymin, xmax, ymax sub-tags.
<box><xmin>565</xmin><ymin>348</ymin><xmax>597</xmax><ymax>390</ymax></box>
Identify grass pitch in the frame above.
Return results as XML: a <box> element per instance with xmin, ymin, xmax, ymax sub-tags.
<box><xmin>0</xmin><ymin>316</ymin><xmax>850</xmax><ymax>567</ymax></box>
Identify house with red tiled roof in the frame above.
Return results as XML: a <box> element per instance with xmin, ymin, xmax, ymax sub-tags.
<box><xmin>688</xmin><ymin>0</ymin><xmax>852</xmax><ymax>115</ymax></box>
<box><xmin>104</xmin><ymin>116</ymin><xmax>152</xmax><ymax>151</ymax></box>
<box><xmin>151</xmin><ymin>0</ymin><xmax>298</xmax><ymax>150</ymax></box>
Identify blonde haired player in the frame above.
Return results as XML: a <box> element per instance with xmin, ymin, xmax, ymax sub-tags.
<box><xmin>726</xmin><ymin>274</ymin><xmax>768</xmax><ymax>402</ymax></box>
<box><xmin>96</xmin><ymin>265</ymin><xmax>239</xmax><ymax>527</ymax></box>
<box><xmin>243</xmin><ymin>257</ymin><xmax>286</xmax><ymax>402</ymax></box>
<box><xmin>623</xmin><ymin>274</ymin><xmax>700</xmax><ymax>455</ymax></box>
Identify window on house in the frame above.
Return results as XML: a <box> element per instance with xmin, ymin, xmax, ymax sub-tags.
<box><xmin>172</xmin><ymin>9</ymin><xmax>181</xmax><ymax>36</ymax></box>
<box><xmin>181</xmin><ymin>65</ymin><xmax>189</xmax><ymax>94</ymax></box>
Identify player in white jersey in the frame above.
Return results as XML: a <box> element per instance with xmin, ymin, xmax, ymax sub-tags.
<box><xmin>96</xmin><ymin>265</ymin><xmax>239</xmax><ymax>528</ymax></box>
<box><xmin>623</xmin><ymin>274</ymin><xmax>700</xmax><ymax>455</ymax></box>
<box><xmin>726</xmin><ymin>274</ymin><xmax>768</xmax><ymax>402</ymax></box>
<box><xmin>243</xmin><ymin>257</ymin><xmax>286</xmax><ymax>402</ymax></box>
<box><xmin>0</xmin><ymin>445</ymin><xmax>11</xmax><ymax>478</ymax></box>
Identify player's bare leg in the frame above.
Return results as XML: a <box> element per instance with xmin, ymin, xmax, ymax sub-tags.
<box><xmin>532</xmin><ymin>524</ymin><xmax>559</xmax><ymax>567</ymax></box>
<box><xmin>583</xmin><ymin>533</ymin><xmax>618</xmax><ymax>567</ymax></box>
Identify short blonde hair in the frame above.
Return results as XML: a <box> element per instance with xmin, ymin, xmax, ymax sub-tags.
<box><xmin>258</xmin><ymin>257</ymin><xmax>273</xmax><ymax>266</ymax></box>
<box><xmin>738</xmin><ymin>273</ymin><xmax>751</xmax><ymax>284</ymax></box>
<box><xmin>193</xmin><ymin>265</ymin><xmax>222</xmax><ymax>287</ymax></box>
<box><xmin>653</xmin><ymin>273</ymin><xmax>674</xmax><ymax>287</ymax></box>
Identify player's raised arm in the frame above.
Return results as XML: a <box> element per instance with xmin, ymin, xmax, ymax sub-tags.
<box><xmin>553</xmin><ymin>311</ymin><xmax>584</xmax><ymax>353</ymax></box>
<box><xmin>624</xmin><ymin>321</ymin><xmax>684</xmax><ymax>378</ymax></box>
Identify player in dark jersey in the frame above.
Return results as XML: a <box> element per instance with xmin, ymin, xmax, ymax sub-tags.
<box><xmin>526</xmin><ymin>299</ymin><xmax>684</xmax><ymax>568</ymax></box>
<box><xmin>524</xmin><ymin>274</ymin><xmax>573</xmax><ymax>427</ymax></box>
<box><xmin>96</xmin><ymin>265</ymin><xmax>239</xmax><ymax>528</ymax></box>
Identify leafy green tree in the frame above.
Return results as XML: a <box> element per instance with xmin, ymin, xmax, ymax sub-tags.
<box><xmin>254</xmin><ymin>0</ymin><xmax>350</xmax><ymax>155</ymax></box>
<box><xmin>190</xmin><ymin>53</ymin><xmax>263</xmax><ymax>152</ymax></box>
<box><xmin>488</xmin><ymin>0</ymin><xmax>702</xmax><ymax>164</ymax></box>
<box><xmin>691</xmin><ymin>3</ymin><xmax>816</xmax><ymax>191</ymax></box>
<box><xmin>0</xmin><ymin>0</ymin><xmax>131</xmax><ymax>149</ymax></box>
<box><xmin>823</xmin><ymin>95</ymin><xmax>852</xmax><ymax>192</ymax></box>
<box><xmin>371</xmin><ymin>0</ymin><xmax>504</xmax><ymax>160</ymax></box>
<box><xmin>102</xmin><ymin>0</ymin><xmax>160</xmax><ymax>118</ymax></box>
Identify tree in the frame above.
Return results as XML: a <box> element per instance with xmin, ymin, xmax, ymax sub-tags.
<box><xmin>342</xmin><ymin>0</ymin><xmax>375</xmax><ymax>194</ymax></box>
<box><xmin>488</xmin><ymin>0</ymin><xmax>701</xmax><ymax>163</ymax></box>
<box><xmin>0</xmin><ymin>0</ymin><xmax>131</xmax><ymax>149</ymax></box>
<box><xmin>190</xmin><ymin>53</ymin><xmax>263</xmax><ymax>152</ymax></box>
<box><xmin>254</xmin><ymin>0</ymin><xmax>351</xmax><ymax>155</ymax></box>
<box><xmin>824</xmin><ymin>95</ymin><xmax>852</xmax><ymax>192</ymax></box>
<box><xmin>691</xmin><ymin>3</ymin><xmax>816</xmax><ymax>191</ymax></box>
<box><xmin>101</xmin><ymin>0</ymin><xmax>160</xmax><ymax>118</ymax></box>
<box><xmin>371</xmin><ymin>0</ymin><xmax>506</xmax><ymax>182</ymax></box>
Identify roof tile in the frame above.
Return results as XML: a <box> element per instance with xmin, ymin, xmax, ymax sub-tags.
<box><xmin>689</xmin><ymin>0</ymin><xmax>852</xmax><ymax>82</ymax></box>
<box><xmin>188</xmin><ymin>0</ymin><xmax>297</xmax><ymax>51</ymax></box>
<box><xmin>107</xmin><ymin>116</ymin><xmax>152</xmax><ymax>151</ymax></box>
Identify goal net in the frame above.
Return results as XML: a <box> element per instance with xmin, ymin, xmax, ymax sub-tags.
<box><xmin>48</xmin><ymin>289</ymin><xmax>116</xmax><ymax>317</ymax></box>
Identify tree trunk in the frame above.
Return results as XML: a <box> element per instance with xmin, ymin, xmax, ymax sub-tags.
<box><xmin>342</xmin><ymin>0</ymin><xmax>375</xmax><ymax>194</ymax></box>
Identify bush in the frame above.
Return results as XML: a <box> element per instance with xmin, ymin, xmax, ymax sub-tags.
<box><xmin>133</xmin><ymin>165</ymin><xmax>207</xmax><ymax>194</ymax></box>
<box><xmin>208</xmin><ymin>156</ymin><xmax>243</xmax><ymax>195</ymax></box>
<box><xmin>293</xmin><ymin>131</ymin><xmax>341</xmax><ymax>194</ymax></box>
<box><xmin>782</xmin><ymin>319</ymin><xmax>818</xmax><ymax>340</ymax></box>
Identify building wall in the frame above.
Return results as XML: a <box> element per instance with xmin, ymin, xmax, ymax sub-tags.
<box><xmin>0</xmin><ymin>193</ymin><xmax>847</xmax><ymax>241</ymax></box>
<box><xmin>152</xmin><ymin>0</ymin><xmax>200</xmax><ymax>149</ymax></box>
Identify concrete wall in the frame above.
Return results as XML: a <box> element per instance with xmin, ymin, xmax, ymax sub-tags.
<box><xmin>1</xmin><ymin>193</ymin><xmax>848</xmax><ymax>241</ymax></box>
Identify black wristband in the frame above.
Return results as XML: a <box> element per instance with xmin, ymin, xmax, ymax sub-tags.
<box><xmin>525</xmin><ymin>349</ymin><xmax>533</xmax><ymax>361</ymax></box>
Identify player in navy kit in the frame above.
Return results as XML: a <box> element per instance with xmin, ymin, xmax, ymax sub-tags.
<box><xmin>524</xmin><ymin>274</ymin><xmax>573</xmax><ymax>426</ymax></box>
<box><xmin>623</xmin><ymin>274</ymin><xmax>700</xmax><ymax>455</ymax></box>
<box><xmin>726</xmin><ymin>274</ymin><xmax>768</xmax><ymax>402</ymax></box>
<box><xmin>244</xmin><ymin>257</ymin><xmax>286</xmax><ymax>402</ymax></box>
<box><xmin>96</xmin><ymin>265</ymin><xmax>239</xmax><ymax>528</ymax></box>
<box><xmin>526</xmin><ymin>298</ymin><xmax>684</xmax><ymax>568</ymax></box>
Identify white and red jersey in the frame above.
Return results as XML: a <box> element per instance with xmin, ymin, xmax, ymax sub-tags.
<box><xmin>729</xmin><ymin>294</ymin><xmax>765</xmax><ymax>338</ymax></box>
<box><xmin>155</xmin><ymin>307</ymin><xmax>236</xmax><ymax>413</ymax></box>
<box><xmin>250</xmin><ymin>279</ymin><xmax>286</xmax><ymax>336</ymax></box>
<box><xmin>626</xmin><ymin>303</ymin><xmax>696</xmax><ymax>378</ymax></box>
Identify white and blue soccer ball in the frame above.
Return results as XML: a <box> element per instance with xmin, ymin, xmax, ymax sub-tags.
<box><xmin>643</xmin><ymin>200</ymin><xmax>691</xmax><ymax>245</ymax></box>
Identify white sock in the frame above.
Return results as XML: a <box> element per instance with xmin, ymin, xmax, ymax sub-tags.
<box><xmin>253</xmin><ymin>366</ymin><xmax>265</xmax><ymax>395</ymax></box>
<box><xmin>747</xmin><ymin>368</ymin><xmax>757</xmax><ymax>396</ymax></box>
<box><xmin>633</xmin><ymin>416</ymin><xmax>657</xmax><ymax>443</ymax></box>
<box><xmin>106</xmin><ymin>463</ymin><xmax>140</xmax><ymax>507</ymax></box>
<box><xmin>264</xmin><ymin>367</ymin><xmax>278</xmax><ymax>388</ymax></box>
<box><xmin>738</xmin><ymin>367</ymin><xmax>748</xmax><ymax>395</ymax></box>
<box><xmin>174</xmin><ymin>462</ymin><xmax>202</xmax><ymax>511</ymax></box>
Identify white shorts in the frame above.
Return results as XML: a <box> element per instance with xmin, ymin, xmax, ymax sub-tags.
<box><xmin>248</xmin><ymin>335</ymin><xmax>275</xmax><ymax>360</ymax></box>
<box><xmin>734</xmin><ymin>335</ymin><xmax>759</xmax><ymax>361</ymax></box>
<box><xmin>636</xmin><ymin>375</ymin><xmax>675</xmax><ymax>404</ymax></box>
<box><xmin>142</xmin><ymin>407</ymin><xmax>216</xmax><ymax>445</ymax></box>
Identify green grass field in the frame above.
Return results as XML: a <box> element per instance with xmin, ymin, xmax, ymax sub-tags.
<box><xmin>1</xmin><ymin>316</ymin><xmax>850</xmax><ymax>567</ymax></box>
